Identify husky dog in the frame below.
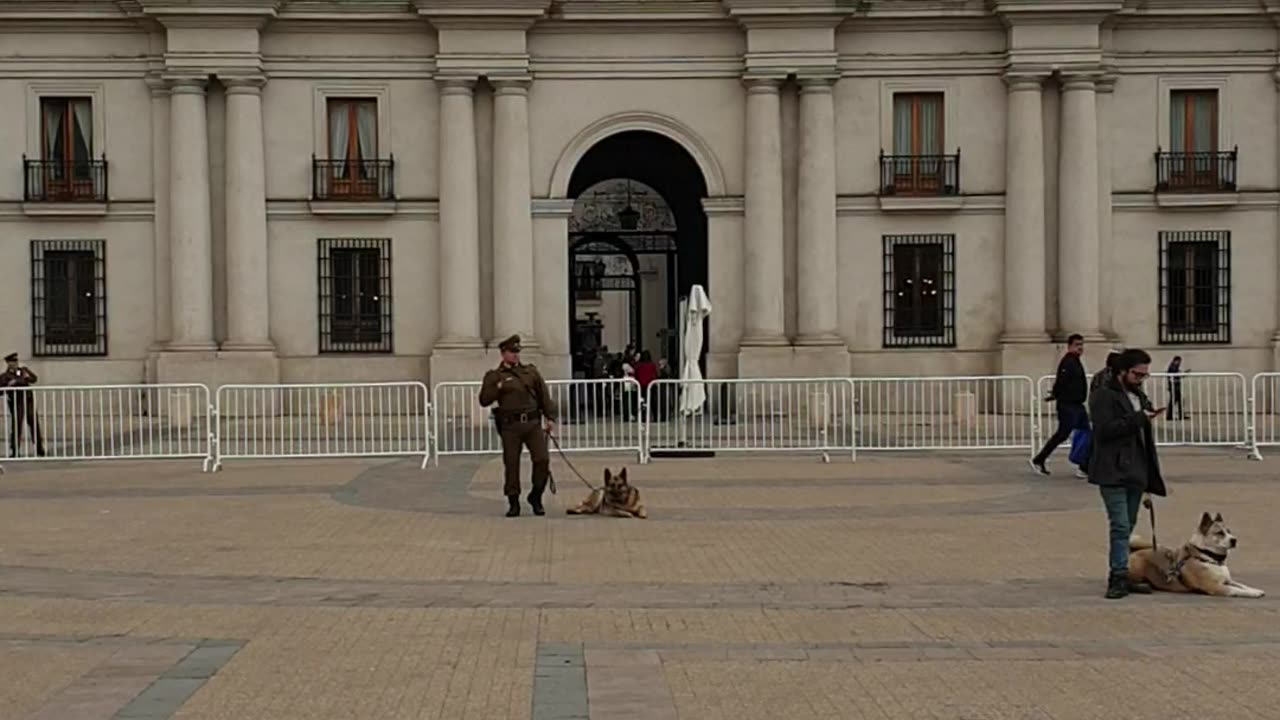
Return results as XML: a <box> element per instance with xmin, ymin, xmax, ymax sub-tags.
<box><xmin>566</xmin><ymin>468</ymin><xmax>646</xmax><ymax>519</ymax></box>
<box><xmin>1128</xmin><ymin>512</ymin><xmax>1265</xmax><ymax>598</ymax></box>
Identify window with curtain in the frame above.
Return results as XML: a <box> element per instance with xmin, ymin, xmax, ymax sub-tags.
<box><xmin>891</xmin><ymin>92</ymin><xmax>945</xmax><ymax>193</ymax></box>
<box><xmin>40</xmin><ymin>97</ymin><xmax>94</xmax><ymax>188</ymax></box>
<box><xmin>1168</xmin><ymin>90</ymin><xmax>1219</xmax><ymax>189</ymax></box>
<box><xmin>326</xmin><ymin>98</ymin><xmax>379</xmax><ymax>193</ymax></box>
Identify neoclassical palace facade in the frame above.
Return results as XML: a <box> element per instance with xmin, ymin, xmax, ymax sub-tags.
<box><xmin>0</xmin><ymin>0</ymin><xmax>1278</xmax><ymax>387</ymax></box>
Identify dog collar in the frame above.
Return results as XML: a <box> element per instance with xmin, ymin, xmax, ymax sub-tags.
<box><xmin>1187</xmin><ymin>544</ymin><xmax>1227</xmax><ymax>565</ymax></box>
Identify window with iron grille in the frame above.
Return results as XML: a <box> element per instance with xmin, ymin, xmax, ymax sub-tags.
<box><xmin>31</xmin><ymin>239</ymin><xmax>107</xmax><ymax>357</ymax></box>
<box><xmin>1159</xmin><ymin>230</ymin><xmax>1230</xmax><ymax>344</ymax></box>
<box><xmin>883</xmin><ymin>234</ymin><xmax>955</xmax><ymax>348</ymax></box>
<box><xmin>318</xmin><ymin>238</ymin><xmax>392</xmax><ymax>353</ymax></box>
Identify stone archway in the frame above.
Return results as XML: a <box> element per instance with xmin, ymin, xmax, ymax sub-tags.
<box><xmin>563</xmin><ymin>131</ymin><xmax>711</xmax><ymax>378</ymax></box>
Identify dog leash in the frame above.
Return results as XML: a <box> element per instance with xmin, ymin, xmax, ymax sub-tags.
<box><xmin>1144</xmin><ymin>494</ymin><xmax>1158</xmax><ymax>552</ymax></box>
<box><xmin>547</xmin><ymin>431</ymin><xmax>598</xmax><ymax>492</ymax></box>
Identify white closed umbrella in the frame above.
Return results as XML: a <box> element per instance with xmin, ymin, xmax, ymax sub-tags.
<box><xmin>679</xmin><ymin>284</ymin><xmax>712</xmax><ymax>416</ymax></box>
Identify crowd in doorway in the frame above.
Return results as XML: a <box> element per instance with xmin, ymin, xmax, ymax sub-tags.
<box><xmin>568</xmin><ymin>343</ymin><xmax>679</xmax><ymax>422</ymax></box>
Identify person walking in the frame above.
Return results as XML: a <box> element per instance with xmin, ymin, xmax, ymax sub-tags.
<box><xmin>1</xmin><ymin>352</ymin><xmax>46</xmax><ymax>458</ymax></box>
<box><xmin>1031</xmin><ymin>334</ymin><xmax>1088</xmax><ymax>476</ymax></box>
<box><xmin>479</xmin><ymin>335</ymin><xmax>558</xmax><ymax>517</ymax></box>
<box><xmin>1088</xmin><ymin>348</ymin><xmax>1167</xmax><ymax>599</ymax></box>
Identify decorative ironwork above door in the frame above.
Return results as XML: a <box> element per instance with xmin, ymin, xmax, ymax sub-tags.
<box><xmin>570</xmin><ymin>178</ymin><xmax>677</xmax><ymax>234</ymax></box>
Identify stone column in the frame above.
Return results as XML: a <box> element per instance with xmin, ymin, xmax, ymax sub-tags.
<box><xmin>222</xmin><ymin>76</ymin><xmax>273</xmax><ymax>350</ymax></box>
<box><xmin>1001</xmin><ymin>73</ymin><xmax>1048</xmax><ymax>343</ymax></box>
<box><xmin>166</xmin><ymin>78</ymin><xmax>216</xmax><ymax>350</ymax></box>
<box><xmin>533</xmin><ymin>198</ymin><xmax>575</xmax><ymax>379</ymax></box>
<box><xmin>795</xmin><ymin>76</ymin><xmax>840</xmax><ymax>345</ymax></box>
<box><xmin>146</xmin><ymin>76</ymin><xmax>172</xmax><ymax>350</ymax></box>
<box><xmin>1057</xmin><ymin>73</ymin><xmax>1102</xmax><ymax>340</ymax></box>
<box><xmin>741</xmin><ymin>76</ymin><xmax>787</xmax><ymax>346</ymax></box>
<box><xmin>436</xmin><ymin>78</ymin><xmax>482</xmax><ymax>347</ymax></box>
<box><xmin>491</xmin><ymin>77</ymin><xmax>536</xmax><ymax>347</ymax></box>
<box><xmin>1096</xmin><ymin>72</ymin><xmax>1116</xmax><ymax>339</ymax></box>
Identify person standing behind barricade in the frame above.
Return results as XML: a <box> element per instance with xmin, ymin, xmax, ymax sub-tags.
<box><xmin>1166</xmin><ymin>356</ymin><xmax>1185</xmax><ymax>420</ymax></box>
<box><xmin>479</xmin><ymin>335</ymin><xmax>558</xmax><ymax>517</ymax></box>
<box><xmin>1</xmin><ymin>352</ymin><xmax>46</xmax><ymax>458</ymax></box>
<box><xmin>1031</xmin><ymin>334</ymin><xmax>1088</xmax><ymax>476</ymax></box>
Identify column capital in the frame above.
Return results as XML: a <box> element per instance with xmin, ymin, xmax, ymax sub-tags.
<box><xmin>490</xmin><ymin>75</ymin><xmax>531</xmax><ymax>95</ymax></box>
<box><xmin>145</xmin><ymin>72</ymin><xmax>170</xmax><ymax>97</ymax></box>
<box><xmin>222</xmin><ymin>74</ymin><xmax>267</xmax><ymax>94</ymax></box>
<box><xmin>1003</xmin><ymin>71</ymin><xmax>1047</xmax><ymax>91</ymax></box>
<box><xmin>742</xmin><ymin>74</ymin><xmax>784</xmax><ymax>93</ymax></box>
<box><xmin>1095</xmin><ymin>71</ymin><xmax>1118</xmax><ymax>94</ymax></box>
<box><xmin>437</xmin><ymin>75</ymin><xmax>478</xmax><ymax>95</ymax></box>
<box><xmin>1273</xmin><ymin>69</ymin><xmax>1280</xmax><ymax>90</ymax></box>
<box><xmin>164</xmin><ymin>76</ymin><xmax>209</xmax><ymax>94</ymax></box>
<box><xmin>797</xmin><ymin>73</ymin><xmax>838</xmax><ymax>93</ymax></box>
<box><xmin>1060</xmin><ymin>72</ymin><xmax>1101</xmax><ymax>92</ymax></box>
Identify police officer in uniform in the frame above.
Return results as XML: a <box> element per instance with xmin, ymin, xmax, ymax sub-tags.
<box><xmin>479</xmin><ymin>335</ymin><xmax>558</xmax><ymax>517</ymax></box>
<box><xmin>1</xmin><ymin>352</ymin><xmax>46</xmax><ymax>458</ymax></box>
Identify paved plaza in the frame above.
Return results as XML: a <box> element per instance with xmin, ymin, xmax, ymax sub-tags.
<box><xmin>1</xmin><ymin>448</ymin><xmax>1278</xmax><ymax>719</ymax></box>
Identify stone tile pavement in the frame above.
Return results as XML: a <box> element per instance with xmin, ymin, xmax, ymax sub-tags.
<box><xmin>0</xmin><ymin>449</ymin><xmax>1278</xmax><ymax>718</ymax></box>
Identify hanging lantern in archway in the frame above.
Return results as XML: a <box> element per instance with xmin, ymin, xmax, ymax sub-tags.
<box><xmin>618</xmin><ymin>180</ymin><xmax>640</xmax><ymax>230</ymax></box>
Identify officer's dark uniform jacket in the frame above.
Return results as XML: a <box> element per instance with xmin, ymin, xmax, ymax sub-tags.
<box><xmin>479</xmin><ymin>362</ymin><xmax>559</xmax><ymax>427</ymax></box>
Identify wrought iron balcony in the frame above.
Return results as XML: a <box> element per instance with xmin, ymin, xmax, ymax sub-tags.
<box><xmin>879</xmin><ymin>150</ymin><xmax>960</xmax><ymax>196</ymax></box>
<box><xmin>23</xmin><ymin>156</ymin><xmax>108</xmax><ymax>202</ymax></box>
<box><xmin>1155</xmin><ymin>147</ymin><xmax>1237</xmax><ymax>193</ymax></box>
<box><xmin>312</xmin><ymin>156</ymin><xmax>395</xmax><ymax>201</ymax></box>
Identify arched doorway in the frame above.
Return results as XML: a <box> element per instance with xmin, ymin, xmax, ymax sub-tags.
<box><xmin>566</xmin><ymin>130</ymin><xmax>709</xmax><ymax>378</ymax></box>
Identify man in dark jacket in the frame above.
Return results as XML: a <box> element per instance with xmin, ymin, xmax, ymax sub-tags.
<box><xmin>1031</xmin><ymin>334</ymin><xmax>1088</xmax><ymax>476</ymax></box>
<box><xmin>1088</xmin><ymin>348</ymin><xmax>1167</xmax><ymax>599</ymax></box>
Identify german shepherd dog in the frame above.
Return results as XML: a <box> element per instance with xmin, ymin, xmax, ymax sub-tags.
<box><xmin>1128</xmin><ymin>512</ymin><xmax>1265</xmax><ymax>598</ymax></box>
<box><xmin>566</xmin><ymin>468</ymin><xmax>647</xmax><ymax>518</ymax></box>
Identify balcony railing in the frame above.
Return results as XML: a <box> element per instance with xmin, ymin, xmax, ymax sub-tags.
<box><xmin>312</xmin><ymin>156</ymin><xmax>395</xmax><ymax>201</ymax></box>
<box><xmin>23</xmin><ymin>156</ymin><xmax>108</xmax><ymax>202</ymax></box>
<box><xmin>1155</xmin><ymin>147</ymin><xmax>1237</xmax><ymax>193</ymax></box>
<box><xmin>879</xmin><ymin>150</ymin><xmax>960</xmax><ymax>196</ymax></box>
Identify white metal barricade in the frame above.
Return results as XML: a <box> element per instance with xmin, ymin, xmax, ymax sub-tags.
<box><xmin>1249</xmin><ymin>372</ymin><xmax>1280</xmax><ymax>459</ymax></box>
<box><xmin>0</xmin><ymin>383</ymin><xmax>213</xmax><ymax>471</ymax></box>
<box><xmin>644</xmin><ymin>378</ymin><xmax>856</xmax><ymax>462</ymax></box>
<box><xmin>211</xmin><ymin>382</ymin><xmax>430</xmax><ymax>471</ymax></box>
<box><xmin>1038</xmin><ymin>372</ymin><xmax>1250</xmax><ymax>451</ymax></box>
<box><xmin>852</xmin><ymin>376</ymin><xmax>1036</xmax><ymax>452</ymax></box>
<box><xmin>431</xmin><ymin>378</ymin><xmax>644</xmax><ymax>462</ymax></box>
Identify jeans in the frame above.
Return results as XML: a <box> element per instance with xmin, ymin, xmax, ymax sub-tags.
<box><xmin>1034</xmin><ymin>402</ymin><xmax>1087</xmax><ymax>465</ymax></box>
<box><xmin>1100</xmin><ymin>485</ymin><xmax>1144</xmax><ymax>577</ymax></box>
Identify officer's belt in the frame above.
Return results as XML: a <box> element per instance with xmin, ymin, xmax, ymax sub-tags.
<box><xmin>498</xmin><ymin>410</ymin><xmax>541</xmax><ymax>424</ymax></box>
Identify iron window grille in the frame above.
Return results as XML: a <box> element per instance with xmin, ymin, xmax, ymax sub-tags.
<box><xmin>318</xmin><ymin>238</ymin><xmax>393</xmax><ymax>353</ymax></box>
<box><xmin>883</xmin><ymin>234</ymin><xmax>955</xmax><ymax>348</ymax></box>
<box><xmin>31</xmin><ymin>239</ymin><xmax>107</xmax><ymax>357</ymax></box>
<box><xmin>1158</xmin><ymin>230</ymin><xmax>1230</xmax><ymax>344</ymax></box>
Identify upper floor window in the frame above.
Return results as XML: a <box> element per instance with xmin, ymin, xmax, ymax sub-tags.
<box><xmin>882</xmin><ymin>92</ymin><xmax>957</xmax><ymax>196</ymax></box>
<box><xmin>1170</xmin><ymin>90</ymin><xmax>1217</xmax><ymax>154</ymax></box>
<box><xmin>882</xmin><ymin>234</ymin><xmax>955</xmax><ymax>348</ymax></box>
<box><xmin>25</xmin><ymin>97</ymin><xmax>106</xmax><ymax>202</ymax></box>
<box><xmin>314</xmin><ymin>98</ymin><xmax>392</xmax><ymax>200</ymax></box>
<box><xmin>31</xmin><ymin>239</ymin><xmax>107</xmax><ymax>357</ymax></box>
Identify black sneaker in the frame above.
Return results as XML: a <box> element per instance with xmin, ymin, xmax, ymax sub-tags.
<box><xmin>1105</xmin><ymin>574</ymin><xmax>1128</xmax><ymax>599</ymax></box>
<box><xmin>1029</xmin><ymin>459</ymin><xmax>1050</xmax><ymax>476</ymax></box>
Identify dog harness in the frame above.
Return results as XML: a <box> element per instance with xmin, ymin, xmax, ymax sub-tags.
<box><xmin>1165</xmin><ymin>543</ymin><xmax>1227</xmax><ymax>584</ymax></box>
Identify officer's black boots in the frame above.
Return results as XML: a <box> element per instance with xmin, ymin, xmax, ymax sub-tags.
<box><xmin>506</xmin><ymin>495</ymin><xmax>520</xmax><ymax>517</ymax></box>
<box><xmin>527</xmin><ymin>490</ymin><xmax>545</xmax><ymax>516</ymax></box>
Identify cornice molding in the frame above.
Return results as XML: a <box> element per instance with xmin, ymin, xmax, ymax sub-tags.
<box><xmin>414</xmin><ymin>0</ymin><xmax>551</xmax><ymax>28</ymax></box>
<box><xmin>550</xmin><ymin>0</ymin><xmax>727</xmax><ymax>20</ymax></box>
<box><xmin>722</xmin><ymin>0</ymin><xmax>854</xmax><ymax>28</ymax></box>
<box><xmin>990</xmin><ymin>0</ymin><xmax>1123</xmax><ymax>24</ymax></box>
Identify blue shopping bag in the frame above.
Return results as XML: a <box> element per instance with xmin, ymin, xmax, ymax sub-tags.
<box><xmin>1068</xmin><ymin>427</ymin><xmax>1092</xmax><ymax>467</ymax></box>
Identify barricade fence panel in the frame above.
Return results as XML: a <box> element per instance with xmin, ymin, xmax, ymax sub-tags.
<box><xmin>644</xmin><ymin>378</ymin><xmax>856</xmax><ymax>461</ymax></box>
<box><xmin>0</xmin><ymin>384</ymin><xmax>212</xmax><ymax>464</ymax></box>
<box><xmin>213</xmin><ymin>382</ymin><xmax>429</xmax><ymax>470</ymax></box>
<box><xmin>1251</xmin><ymin>373</ymin><xmax>1280</xmax><ymax>456</ymax></box>
<box><xmin>432</xmin><ymin>378</ymin><xmax>644</xmax><ymax>460</ymax></box>
<box><xmin>851</xmin><ymin>376</ymin><xmax>1036</xmax><ymax>451</ymax></box>
<box><xmin>1037</xmin><ymin>372</ymin><xmax>1249</xmax><ymax>449</ymax></box>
